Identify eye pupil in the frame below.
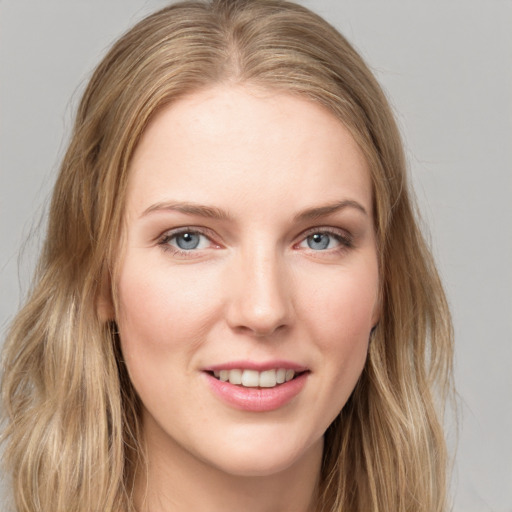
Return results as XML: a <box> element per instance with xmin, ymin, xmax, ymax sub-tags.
<box><xmin>176</xmin><ymin>232</ymin><xmax>200</xmax><ymax>250</ymax></box>
<box><xmin>307</xmin><ymin>233</ymin><xmax>330</xmax><ymax>250</ymax></box>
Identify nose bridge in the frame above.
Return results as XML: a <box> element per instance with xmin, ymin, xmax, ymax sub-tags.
<box><xmin>227</xmin><ymin>242</ymin><xmax>291</xmax><ymax>336</ymax></box>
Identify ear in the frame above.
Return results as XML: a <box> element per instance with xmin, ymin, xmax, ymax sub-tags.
<box><xmin>97</xmin><ymin>268</ymin><xmax>115</xmax><ymax>322</ymax></box>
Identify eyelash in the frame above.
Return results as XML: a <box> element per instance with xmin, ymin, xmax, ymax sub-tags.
<box><xmin>296</xmin><ymin>227</ymin><xmax>353</xmax><ymax>253</ymax></box>
<box><xmin>157</xmin><ymin>226</ymin><xmax>353</xmax><ymax>258</ymax></box>
<box><xmin>158</xmin><ymin>227</ymin><xmax>217</xmax><ymax>257</ymax></box>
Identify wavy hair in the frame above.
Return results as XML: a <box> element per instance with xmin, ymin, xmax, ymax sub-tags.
<box><xmin>1</xmin><ymin>1</ymin><xmax>453</xmax><ymax>510</ymax></box>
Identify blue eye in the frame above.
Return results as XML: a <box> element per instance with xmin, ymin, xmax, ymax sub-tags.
<box><xmin>173</xmin><ymin>232</ymin><xmax>202</xmax><ymax>250</ymax></box>
<box><xmin>298</xmin><ymin>229</ymin><xmax>352</xmax><ymax>252</ymax></box>
<box><xmin>306</xmin><ymin>233</ymin><xmax>331</xmax><ymax>250</ymax></box>
<box><xmin>158</xmin><ymin>228</ymin><xmax>220</xmax><ymax>258</ymax></box>
<box><xmin>161</xmin><ymin>230</ymin><xmax>211</xmax><ymax>252</ymax></box>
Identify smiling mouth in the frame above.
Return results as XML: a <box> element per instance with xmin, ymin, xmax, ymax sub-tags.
<box><xmin>208</xmin><ymin>368</ymin><xmax>306</xmax><ymax>388</ymax></box>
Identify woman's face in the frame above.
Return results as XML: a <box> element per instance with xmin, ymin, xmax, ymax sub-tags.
<box><xmin>115</xmin><ymin>85</ymin><xmax>380</xmax><ymax>477</ymax></box>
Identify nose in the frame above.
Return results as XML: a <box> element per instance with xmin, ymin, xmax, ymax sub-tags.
<box><xmin>225</xmin><ymin>248</ymin><xmax>293</xmax><ymax>337</ymax></box>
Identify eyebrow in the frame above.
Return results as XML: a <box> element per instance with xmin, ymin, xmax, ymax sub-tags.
<box><xmin>141</xmin><ymin>199</ymin><xmax>367</xmax><ymax>221</ymax></box>
<box><xmin>141</xmin><ymin>201</ymin><xmax>233</xmax><ymax>221</ymax></box>
<box><xmin>293</xmin><ymin>200</ymin><xmax>368</xmax><ymax>222</ymax></box>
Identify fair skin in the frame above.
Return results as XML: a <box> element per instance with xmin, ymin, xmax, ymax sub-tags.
<box><xmin>114</xmin><ymin>84</ymin><xmax>380</xmax><ymax>512</ymax></box>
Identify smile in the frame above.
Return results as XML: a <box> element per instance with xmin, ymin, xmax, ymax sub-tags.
<box><xmin>212</xmin><ymin>368</ymin><xmax>297</xmax><ymax>388</ymax></box>
<box><xmin>205</xmin><ymin>370</ymin><xmax>309</xmax><ymax>412</ymax></box>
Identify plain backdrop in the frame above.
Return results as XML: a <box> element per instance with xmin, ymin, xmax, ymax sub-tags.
<box><xmin>1</xmin><ymin>1</ymin><xmax>511</xmax><ymax>510</ymax></box>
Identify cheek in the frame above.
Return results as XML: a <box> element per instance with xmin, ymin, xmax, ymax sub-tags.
<box><xmin>117</xmin><ymin>258</ymin><xmax>214</xmax><ymax>334</ymax></box>
<box><xmin>114</xmin><ymin>258</ymin><xmax>224</xmax><ymax>418</ymax></box>
<box><xmin>114</xmin><ymin>257</ymin><xmax>222</xmax><ymax>377</ymax></box>
<box><xmin>298</xmin><ymin>260</ymin><xmax>378</xmax><ymax>395</ymax></box>
<box><xmin>301</xmin><ymin>262</ymin><xmax>379</xmax><ymax>342</ymax></box>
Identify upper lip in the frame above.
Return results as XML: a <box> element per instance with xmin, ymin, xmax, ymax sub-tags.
<box><xmin>203</xmin><ymin>360</ymin><xmax>309</xmax><ymax>372</ymax></box>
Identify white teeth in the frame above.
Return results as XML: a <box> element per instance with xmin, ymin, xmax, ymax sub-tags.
<box><xmin>212</xmin><ymin>368</ymin><xmax>298</xmax><ymax>388</ymax></box>
<box><xmin>228</xmin><ymin>368</ymin><xmax>242</xmax><ymax>385</ymax></box>
<box><xmin>241</xmin><ymin>369</ymin><xmax>259</xmax><ymax>387</ymax></box>
<box><xmin>259</xmin><ymin>369</ymin><xmax>276</xmax><ymax>388</ymax></box>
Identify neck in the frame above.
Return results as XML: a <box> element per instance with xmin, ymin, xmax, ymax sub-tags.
<box><xmin>134</xmin><ymin>417</ymin><xmax>323</xmax><ymax>512</ymax></box>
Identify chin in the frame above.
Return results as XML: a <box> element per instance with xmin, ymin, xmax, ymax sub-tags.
<box><xmin>209</xmin><ymin>457</ymin><xmax>301</xmax><ymax>478</ymax></box>
<box><xmin>200</xmin><ymin>432</ymin><xmax>323</xmax><ymax>478</ymax></box>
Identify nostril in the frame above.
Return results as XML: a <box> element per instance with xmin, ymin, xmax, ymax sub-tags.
<box><xmin>233</xmin><ymin>322</ymin><xmax>287</xmax><ymax>338</ymax></box>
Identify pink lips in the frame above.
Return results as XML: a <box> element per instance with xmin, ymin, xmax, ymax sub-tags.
<box><xmin>203</xmin><ymin>360</ymin><xmax>309</xmax><ymax>412</ymax></box>
<box><xmin>204</xmin><ymin>360</ymin><xmax>308</xmax><ymax>373</ymax></box>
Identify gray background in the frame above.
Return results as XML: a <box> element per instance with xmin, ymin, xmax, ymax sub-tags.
<box><xmin>1</xmin><ymin>1</ymin><xmax>511</xmax><ymax>510</ymax></box>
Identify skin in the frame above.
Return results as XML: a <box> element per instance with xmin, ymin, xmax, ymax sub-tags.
<box><xmin>113</xmin><ymin>84</ymin><xmax>380</xmax><ymax>512</ymax></box>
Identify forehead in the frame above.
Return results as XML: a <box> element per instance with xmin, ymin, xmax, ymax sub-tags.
<box><xmin>126</xmin><ymin>84</ymin><xmax>372</xmax><ymax>217</ymax></box>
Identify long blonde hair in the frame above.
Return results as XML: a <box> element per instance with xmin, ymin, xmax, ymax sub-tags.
<box><xmin>1</xmin><ymin>1</ymin><xmax>453</xmax><ymax>511</ymax></box>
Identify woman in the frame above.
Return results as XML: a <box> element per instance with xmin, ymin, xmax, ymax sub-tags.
<box><xmin>1</xmin><ymin>1</ymin><xmax>454</xmax><ymax>511</ymax></box>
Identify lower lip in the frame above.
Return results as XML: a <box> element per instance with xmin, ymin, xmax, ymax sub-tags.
<box><xmin>204</xmin><ymin>372</ymin><xmax>308</xmax><ymax>412</ymax></box>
